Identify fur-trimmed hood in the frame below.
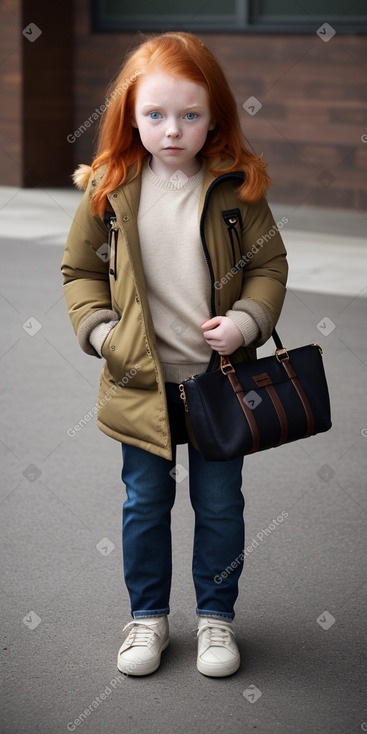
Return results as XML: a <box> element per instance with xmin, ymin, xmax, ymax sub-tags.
<box><xmin>72</xmin><ymin>163</ymin><xmax>94</xmax><ymax>190</ymax></box>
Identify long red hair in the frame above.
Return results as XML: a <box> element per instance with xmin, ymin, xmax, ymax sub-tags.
<box><xmin>86</xmin><ymin>32</ymin><xmax>271</xmax><ymax>217</ymax></box>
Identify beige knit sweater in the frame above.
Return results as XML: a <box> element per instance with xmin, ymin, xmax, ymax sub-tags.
<box><xmin>90</xmin><ymin>160</ymin><xmax>260</xmax><ymax>383</ymax></box>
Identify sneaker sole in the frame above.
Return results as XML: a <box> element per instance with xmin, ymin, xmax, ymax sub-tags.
<box><xmin>117</xmin><ymin>639</ymin><xmax>169</xmax><ymax>676</ymax></box>
<box><xmin>197</xmin><ymin>656</ymin><xmax>240</xmax><ymax>677</ymax></box>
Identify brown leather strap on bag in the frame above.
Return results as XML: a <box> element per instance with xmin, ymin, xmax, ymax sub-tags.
<box><xmin>220</xmin><ymin>357</ymin><xmax>260</xmax><ymax>452</ymax></box>
<box><xmin>253</xmin><ymin>372</ymin><xmax>288</xmax><ymax>445</ymax></box>
<box><xmin>279</xmin><ymin>358</ymin><xmax>314</xmax><ymax>437</ymax></box>
<box><xmin>221</xmin><ymin>352</ymin><xmax>314</xmax><ymax>447</ymax></box>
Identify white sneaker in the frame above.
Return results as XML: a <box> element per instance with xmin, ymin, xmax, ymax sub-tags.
<box><xmin>197</xmin><ymin>616</ymin><xmax>240</xmax><ymax>677</ymax></box>
<box><xmin>117</xmin><ymin>615</ymin><xmax>169</xmax><ymax>676</ymax></box>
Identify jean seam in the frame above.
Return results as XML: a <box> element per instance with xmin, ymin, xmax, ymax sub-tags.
<box><xmin>196</xmin><ymin>608</ymin><xmax>234</xmax><ymax>620</ymax></box>
<box><xmin>133</xmin><ymin>609</ymin><xmax>169</xmax><ymax>618</ymax></box>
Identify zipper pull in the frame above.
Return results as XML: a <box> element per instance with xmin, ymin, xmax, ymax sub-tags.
<box><xmin>222</xmin><ymin>208</ymin><xmax>241</xmax><ymax>230</ymax></box>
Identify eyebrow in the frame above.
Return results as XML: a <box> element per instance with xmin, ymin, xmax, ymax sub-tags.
<box><xmin>140</xmin><ymin>103</ymin><xmax>205</xmax><ymax>111</ymax></box>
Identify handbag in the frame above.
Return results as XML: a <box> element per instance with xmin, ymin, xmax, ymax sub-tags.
<box><xmin>179</xmin><ymin>330</ymin><xmax>332</xmax><ymax>461</ymax></box>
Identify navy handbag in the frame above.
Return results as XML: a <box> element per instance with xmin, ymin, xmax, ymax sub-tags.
<box><xmin>179</xmin><ymin>330</ymin><xmax>332</xmax><ymax>461</ymax></box>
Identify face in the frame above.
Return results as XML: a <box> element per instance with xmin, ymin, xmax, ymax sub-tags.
<box><xmin>132</xmin><ymin>71</ymin><xmax>215</xmax><ymax>179</ymax></box>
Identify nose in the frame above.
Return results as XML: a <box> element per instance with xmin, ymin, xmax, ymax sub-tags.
<box><xmin>165</xmin><ymin>117</ymin><xmax>181</xmax><ymax>138</ymax></box>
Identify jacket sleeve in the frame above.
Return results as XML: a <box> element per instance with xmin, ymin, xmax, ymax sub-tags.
<box><xmin>226</xmin><ymin>197</ymin><xmax>288</xmax><ymax>347</ymax></box>
<box><xmin>60</xmin><ymin>184</ymin><xmax>119</xmax><ymax>357</ymax></box>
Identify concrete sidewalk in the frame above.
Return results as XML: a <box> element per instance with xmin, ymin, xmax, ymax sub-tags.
<box><xmin>0</xmin><ymin>185</ymin><xmax>366</xmax><ymax>297</ymax></box>
<box><xmin>1</xmin><ymin>188</ymin><xmax>367</xmax><ymax>734</ymax></box>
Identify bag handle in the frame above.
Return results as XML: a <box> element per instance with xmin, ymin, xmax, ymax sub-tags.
<box><xmin>219</xmin><ymin>328</ymin><xmax>285</xmax><ymax>370</ymax></box>
<box><xmin>220</xmin><ymin>329</ymin><xmax>315</xmax><ymax>440</ymax></box>
<box><xmin>271</xmin><ymin>328</ymin><xmax>283</xmax><ymax>350</ymax></box>
<box><xmin>219</xmin><ymin>328</ymin><xmax>287</xmax><ymax>376</ymax></box>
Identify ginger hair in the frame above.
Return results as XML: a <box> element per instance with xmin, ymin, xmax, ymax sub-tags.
<box><xmin>78</xmin><ymin>32</ymin><xmax>271</xmax><ymax>217</ymax></box>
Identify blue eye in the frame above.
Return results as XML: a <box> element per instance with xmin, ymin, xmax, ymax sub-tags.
<box><xmin>185</xmin><ymin>112</ymin><xmax>198</xmax><ymax>120</ymax></box>
<box><xmin>148</xmin><ymin>111</ymin><xmax>162</xmax><ymax>119</ymax></box>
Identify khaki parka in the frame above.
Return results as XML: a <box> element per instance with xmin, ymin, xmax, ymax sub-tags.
<box><xmin>61</xmin><ymin>158</ymin><xmax>288</xmax><ymax>459</ymax></box>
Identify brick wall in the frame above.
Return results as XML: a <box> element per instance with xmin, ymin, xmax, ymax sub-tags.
<box><xmin>0</xmin><ymin>0</ymin><xmax>22</xmax><ymax>186</ymax></box>
<box><xmin>22</xmin><ymin>0</ymin><xmax>74</xmax><ymax>186</ymax></box>
<box><xmin>71</xmin><ymin>3</ymin><xmax>367</xmax><ymax>211</ymax></box>
<box><xmin>1</xmin><ymin>0</ymin><xmax>366</xmax><ymax>210</ymax></box>
<box><xmin>0</xmin><ymin>0</ymin><xmax>74</xmax><ymax>187</ymax></box>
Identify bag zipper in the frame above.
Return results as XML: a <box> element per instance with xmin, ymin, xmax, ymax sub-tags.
<box><xmin>179</xmin><ymin>382</ymin><xmax>188</xmax><ymax>412</ymax></box>
<box><xmin>179</xmin><ymin>376</ymin><xmax>196</xmax><ymax>412</ymax></box>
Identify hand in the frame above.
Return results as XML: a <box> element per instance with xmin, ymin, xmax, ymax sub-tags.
<box><xmin>201</xmin><ymin>316</ymin><xmax>244</xmax><ymax>355</ymax></box>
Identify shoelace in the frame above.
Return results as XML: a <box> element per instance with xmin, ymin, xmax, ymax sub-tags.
<box><xmin>197</xmin><ymin>623</ymin><xmax>235</xmax><ymax>646</ymax></box>
<box><xmin>122</xmin><ymin>621</ymin><xmax>158</xmax><ymax>648</ymax></box>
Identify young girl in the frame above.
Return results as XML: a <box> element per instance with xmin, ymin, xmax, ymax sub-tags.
<box><xmin>61</xmin><ymin>32</ymin><xmax>288</xmax><ymax>678</ymax></box>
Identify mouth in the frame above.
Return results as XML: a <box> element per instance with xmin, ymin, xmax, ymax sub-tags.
<box><xmin>164</xmin><ymin>146</ymin><xmax>183</xmax><ymax>150</ymax></box>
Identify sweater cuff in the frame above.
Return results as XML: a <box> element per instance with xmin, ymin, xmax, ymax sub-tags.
<box><xmin>89</xmin><ymin>320</ymin><xmax>119</xmax><ymax>357</ymax></box>
<box><xmin>226</xmin><ymin>299</ymin><xmax>272</xmax><ymax>346</ymax></box>
<box><xmin>77</xmin><ymin>309</ymin><xmax>120</xmax><ymax>357</ymax></box>
<box><xmin>225</xmin><ymin>311</ymin><xmax>259</xmax><ymax>347</ymax></box>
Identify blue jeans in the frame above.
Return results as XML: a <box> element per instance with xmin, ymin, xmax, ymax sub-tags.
<box><xmin>121</xmin><ymin>383</ymin><xmax>244</xmax><ymax>621</ymax></box>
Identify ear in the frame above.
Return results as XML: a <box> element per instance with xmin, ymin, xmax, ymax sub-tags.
<box><xmin>208</xmin><ymin>119</ymin><xmax>216</xmax><ymax>131</ymax></box>
<box><xmin>131</xmin><ymin>118</ymin><xmax>138</xmax><ymax>128</ymax></box>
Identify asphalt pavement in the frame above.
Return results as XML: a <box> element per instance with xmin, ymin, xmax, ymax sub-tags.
<box><xmin>0</xmin><ymin>187</ymin><xmax>367</xmax><ymax>734</ymax></box>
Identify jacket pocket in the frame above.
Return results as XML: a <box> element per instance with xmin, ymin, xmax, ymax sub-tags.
<box><xmin>101</xmin><ymin>323</ymin><xmax>123</xmax><ymax>380</ymax></box>
<box><xmin>100</xmin><ymin>318</ymin><xmax>157</xmax><ymax>390</ymax></box>
<box><xmin>101</xmin><ymin>324</ymin><xmax>118</xmax><ymax>361</ymax></box>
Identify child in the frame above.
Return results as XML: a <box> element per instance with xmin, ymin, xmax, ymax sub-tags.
<box><xmin>61</xmin><ymin>31</ymin><xmax>288</xmax><ymax>678</ymax></box>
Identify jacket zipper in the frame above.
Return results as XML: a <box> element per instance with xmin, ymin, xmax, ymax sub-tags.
<box><xmin>110</xmin><ymin>219</ymin><xmax>119</xmax><ymax>280</ymax></box>
<box><xmin>199</xmin><ymin>171</ymin><xmax>245</xmax><ymax>371</ymax></box>
<box><xmin>104</xmin><ymin>212</ymin><xmax>119</xmax><ymax>280</ymax></box>
<box><xmin>221</xmin><ymin>208</ymin><xmax>242</xmax><ymax>269</ymax></box>
<box><xmin>105</xmin><ymin>199</ymin><xmax>157</xmax><ymax>370</ymax></box>
<box><xmin>199</xmin><ymin>171</ymin><xmax>245</xmax><ymax>317</ymax></box>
